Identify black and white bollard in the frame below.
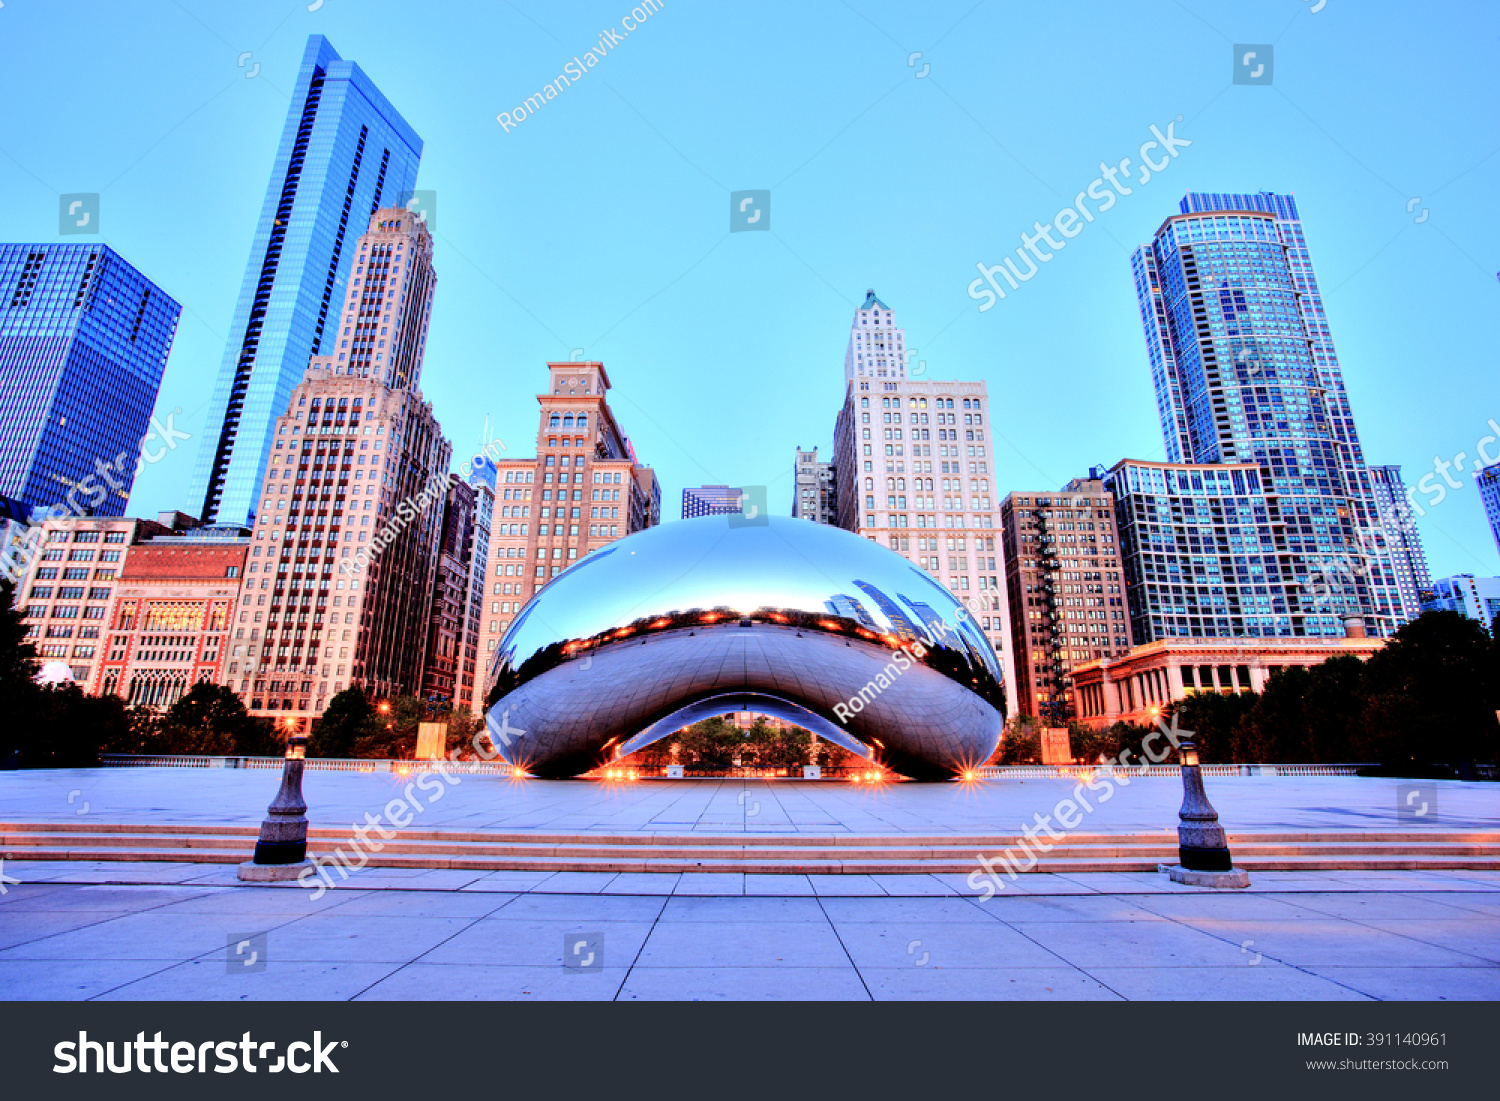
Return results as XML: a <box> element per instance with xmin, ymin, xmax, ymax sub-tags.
<box><xmin>237</xmin><ymin>728</ymin><xmax>315</xmax><ymax>883</ymax></box>
<box><xmin>1164</xmin><ymin>741</ymin><xmax>1249</xmax><ymax>888</ymax></box>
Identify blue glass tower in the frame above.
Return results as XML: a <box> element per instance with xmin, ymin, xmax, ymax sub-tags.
<box><xmin>0</xmin><ymin>244</ymin><xmax>180</xmax><ymax>518</ymax></box>
<box><xmin>1130</xmin><ymin>191</ymin><xmax>1415</xmax><ymax>637</ymax></box>
<box><xmin>190</xmin><ymin>35</ymin><xmax>421</xmax><ymax>526</ymax></box>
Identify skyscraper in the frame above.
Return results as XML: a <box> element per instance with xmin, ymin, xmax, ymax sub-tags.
<box><xmin>1131</xmin><ymin>191</ymin><xmax>1417</xmax><ymax>637</ymax></box>
<box><xmin>1478</xmin><ymin>462</ymin><xmax>1500</xmax><ymax>560</ymax></box>
<box><xmin>1368</xmin><ymin>464</ymin><xmax>1430</xmax><ymax>622</ymax></box>
<box><xmin>844</xmin><ymin>289</ymin><xmax>907</xmax><ymax>383</ymax></box>
<box><xmin>0</xmin><ymin>244</ymin><xmax>180</xmax><ymax>518</ymax></box>
<box><xmin>791</xmin><ymin>447</ymin><xmax>837</xmax><ymax>524</ymax></box>
<box><xmin>474</xmin><ymin>362</ymin><xmax>662</xmax><ymax>691</ymax></box>
<box><xmin>828</xmin><ymin>291</ymin><xmax>1014</xmax><ymax>695</ymax></box>
<box><xmin>999</xmin><ymin>474</ymin><xmax>1133</xmax><ymax>723</ymax></box>
<box><xmin>191</xmin><ymin>35</ymin><xmax>422</xmax><ymax>527</ymax></box>
<box><xmin>234</xmin><ymin>208</ymin><xmax>449</xmax><ymax>721</ymax></box>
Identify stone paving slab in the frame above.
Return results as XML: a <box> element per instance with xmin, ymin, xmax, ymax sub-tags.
<box><xmin>5</xmin><ymin>769</ymin><xmax>1496</xmax><ymax>835</ymax></box>
<box><xmin>2</xmin><ymin>863</ymin><xmax>1495</xmax><ymax>1001</ymax></box>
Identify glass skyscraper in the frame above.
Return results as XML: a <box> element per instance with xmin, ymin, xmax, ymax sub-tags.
<box><xmin>189</xmin><ymin>35</ymin><xmax>421</xmax><ymax>527</ymax></box>
<box><xmin>1130</xmin><ymin>191</ymin><xmax>1416</xmax><ymax>637</ymax></box>
<box><xmin>0</xmin><ymin>244</ymin><xmax>180</xmax><ymax>518</ymax></box>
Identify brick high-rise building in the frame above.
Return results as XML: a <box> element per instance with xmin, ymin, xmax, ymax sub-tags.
<box><xmin>475</xmin><ymin>362</ymin><xmax>661</xmax><ymax>700</ymax></box>
<box><xmin>791</xmin><ymin>447</ymin><xmax>836</xmax><ymax>524</ymax></box>
<box><xmin>999</xmin><ymin>474</ymin><xmax>1133</xmax><ymax>723</ymax></box>
<box><xmin>456</xmin><ymin>457</ymin><xmax>496</xmax><ymax>717</ymax></box>
<box><xmin>97</xmin><ymin>528</ymin><xmax>249</xmax><ymax>707</ymax></box>
<box><xmin>420</xmin><ymin>478</ymin><xmax>475</xmax><ymax>706</ymax></box>
<box><xmin>236</xmin><ymin>207</ymin><xmax>451</xmax><ymax>721</ymax></box>
<box><xmin>828</xmin><ymin>292</ymin><xmax>1012</xmax><ymax>693</ymax></box>
<box><xmin>10</xmin><ymin>515</ymin><xmax>175</xmax><ymax>687</ymax></box>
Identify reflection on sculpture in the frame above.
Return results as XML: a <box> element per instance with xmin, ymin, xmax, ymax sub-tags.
<box><xmin>484</xmin><ymin>516</ymin><xmax>1006</xmax><ymax>779</ymax></box>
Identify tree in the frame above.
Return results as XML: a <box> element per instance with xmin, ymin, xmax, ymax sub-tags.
<box><xmin>308</xmin><ymin>685</ymin><xmax>377</xmax><ymax>759</ymax></box>
<box><xmin>157</xmin><ymin>681</ymin><xmax>279</xmax><ymax>756</ymax></box>
<box><xmin>0</xmin><ymin>577</ymin><xmax>39</xmax><ymax>766</ymax></box>
<box><xmin>1357</xmin><ymin>610</ymin><xmax>1498</xmax><ymax>771</ymax></box>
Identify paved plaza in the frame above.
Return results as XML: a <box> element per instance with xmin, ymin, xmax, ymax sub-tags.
<box><xmin>5</xmin><ymin>767</ymin><xmax>1498</xmax><ymax>834</ymax></box>
<box><xmin>1</xmin><ymin>865</ymin><xmax>1497</xmax><ymax>1001</ymax></box>
<box><xmin>1</xmin><ymin>770</ymin><xmax>1497</xmax><ymax>1000</ymax></box>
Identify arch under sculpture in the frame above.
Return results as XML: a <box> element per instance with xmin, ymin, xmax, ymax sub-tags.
<box><xmin>484</xmin><ymin>516</ymin><xmax>1006</xmax><ymax>780</ymax></box>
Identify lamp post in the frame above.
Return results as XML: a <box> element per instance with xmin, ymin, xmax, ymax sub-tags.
<box><xmin>1164</xmin><ymin>741</ymin><xmax>1249</xmax><ymax>888</ymax></box>
<box><xmin>237</xmin><ymin>717</ymin><xmax>314</xmax><ymax>882</ymax></box>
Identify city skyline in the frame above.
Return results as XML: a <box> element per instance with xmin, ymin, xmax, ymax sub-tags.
<box><xmin>0</xmin><ymin>3</ymin><xmax>1495</xmax><ymax>587</ymax></box>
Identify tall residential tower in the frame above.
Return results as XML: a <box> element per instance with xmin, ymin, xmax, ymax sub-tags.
<box><xmin>1130</xmin><ymin>191</ymin><xmax>1420</xmax><ymax>638</ymax></box>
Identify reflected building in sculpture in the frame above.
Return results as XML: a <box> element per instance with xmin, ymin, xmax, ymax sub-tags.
<box><xmin>483</xmin><ymin>516</ymin><xmax>1005</xmax><ymax>780</ymax></box>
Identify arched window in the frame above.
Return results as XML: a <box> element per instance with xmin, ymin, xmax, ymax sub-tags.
<box><xmin>563</xmin><ymin>414</ymin><xmax>574</xmax><ymax>428</ymax></box>
<box><xmin>548</xmin><ymin>413</ymin><xmax>560</xmax><ymax>428</ymax></box>
<box><xmin>577</xmin><ymin>413</ymin><xmax>588</xmax><ymax>429</ymax></box>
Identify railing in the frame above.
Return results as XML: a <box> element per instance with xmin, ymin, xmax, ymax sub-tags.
<box><xmin>99</xmin><ymin>754</ymin><xmax>520</xmax><ymax>776</ymax></box>
<box><xmin>92</xmin><ymin>755</ymin><xmax>1403</xmax><ymax>780</ymax></box>
<box><xmin>973</xmin><ymin>763</ymin><xmax>1374</xmax><ymax>780</ymax></box>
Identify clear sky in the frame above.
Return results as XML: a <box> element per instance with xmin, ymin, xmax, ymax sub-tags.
<box><xmin>1</xmin><ymin>0</ymin><xmax>1495</xmax><ymax>579</ymax></box>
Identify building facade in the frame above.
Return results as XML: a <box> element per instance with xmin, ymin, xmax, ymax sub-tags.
<box><xmin>1478</xmin><ymin>462</ymin><xmax>1500</xmax><ymax>560</ymax></box>
<box><xmin>828</xmin><ymin>292</ymin><xmax>1011</xmax><ymax>692</ymax></box>
<box><xmin>1102</xmin><ymin>458</ymin><xmax>1350</xmax><ymax>642</ymax></box>
<box><xmin>234</xmin><ymin>208</ymin><xmax>450</xmax><ymax>722</ymax></box>
<box><xmin>682</xmin><ymin>485</ymin><xmax>741</xmax><ymax>519</ymax></box>
<box><xmin>456</xmin><ymin>457</ymin><xmax>496</xmax><ymax>716</ymax></box>
<box><xmin>791</xmin><ymin>447</ymin><xmax>837</xmax><ymax>524</ymax></box>
<box><xmin>999</xmin><ymin>474</ymin><xmax>1133</xmax><ymax>723</ymax></box>
<box><xmin>95</xmin><ymin>531</ymin><xmax>249</xmax><ymax>707</ymax></box>
<box><xmin>474</xmin><ymin>361</ymin><xmax>661</xmax><ymax>702</ymax></box>
<box><xmin>1131</xmin><ymin>191</ymin><xmax>1418</xmax><ymax>637</ymax></box>
<box><xmin>844</xmin><ymin>289</ymin><xmax>907</xmax><ymax>383</ymax></box>
<box><xmin>420</xmin><ymin>478</ymin><xmax>475</xmax><ymax>706</ymax></box>
<box><xmin>190</xmin><ymin>35</ymin><xmax>423</xmax><ymax>527</ymax></box>
<box><xmin>1072</xmin><ymin>634</ymin><xmax>1386</xmax><ymax>729</ymax></box>
<box><xmin>0</xmin><ymin>243</ymin><xmax>180</xmax><ymax>519</ymax></box>
<box><xmin>1419</xmin><ymin>574</ymin><xmax>1500</xmax><ymax>626</ymax></box>
<box><xmin>11</xmin><ymin>516</ymin><xmax>174</xmax><ymax>686</ymax></box>
<box><xmin>1368</xmin><ymin>464</ymin><xmax>1430</xmax><ymax>623</ymax></box>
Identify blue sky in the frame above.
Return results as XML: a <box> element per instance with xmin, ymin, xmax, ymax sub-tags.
<box><xmin>1</xmin><ymin>0</ymin><xmax>1496</xmax><ymax>579</ymax></box>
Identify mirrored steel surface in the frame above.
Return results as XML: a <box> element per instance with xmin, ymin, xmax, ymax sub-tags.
<box><xmin>484</xmin><ymin>515</ymin><xmax>1006</xmax><ymax>779</ymax></box>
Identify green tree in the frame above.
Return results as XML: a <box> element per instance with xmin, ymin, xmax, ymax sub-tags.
<box><xmin>157</xmin><ymin>681</ymin><xmax>279</xmax><ymax>756</ymax></box>
<box><xmin>1357</xmin><ymin>610</ymin><xmax>1499</xmax><ymax>771</ymax></box>
<box><xmin>308</xmin><ymin>685</ymin><xmax>377</xmax><ymax>759</ymax></box>
<box><xmin>0</xmin><ymin>577</ymin><xmax>39</xmax><ymax>766</ymax></box>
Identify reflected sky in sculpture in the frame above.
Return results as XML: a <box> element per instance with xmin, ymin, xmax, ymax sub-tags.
<box><xmin>485</xmin><ymin>516</ymin><xmax>1006</xmax><ymax>779</ymax></box>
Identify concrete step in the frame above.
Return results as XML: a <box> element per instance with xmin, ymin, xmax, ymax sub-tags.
<box><xmin>3</xmin><ymin>822</ymin><xmax>1497</xmax><ymax>875</ymax></box>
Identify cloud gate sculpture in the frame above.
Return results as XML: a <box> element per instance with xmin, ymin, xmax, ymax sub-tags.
<box><xmin>484</xmin><ymin>515</ymin><xmax>1006</xmax><ymax>780</ymax></box>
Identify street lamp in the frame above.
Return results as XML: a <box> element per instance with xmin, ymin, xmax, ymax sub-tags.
<box><xmin>237</xmin><ymin>715</ymin><xmax>314</xmax><ymax>882</ymax></box>
<box><xmin>1164</xmin><ymin>740</ymin><xmax>1249</xmax><ymax>888</ymax></box>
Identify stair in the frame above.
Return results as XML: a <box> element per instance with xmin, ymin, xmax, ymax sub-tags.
<box><xmin>3</xmin><ymin>822</ymin><xmax>1498</xmax><ymax>875</ymax></box>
